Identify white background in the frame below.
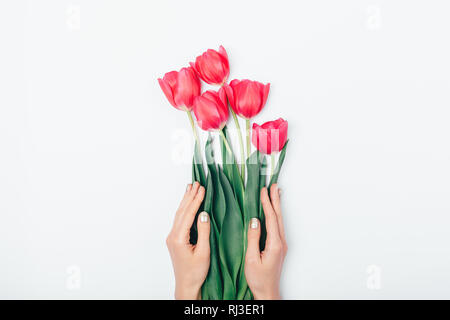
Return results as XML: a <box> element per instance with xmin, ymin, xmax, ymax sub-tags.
<box><xmin>1</xmin><ymin>0</ymin><xmax>450</xmax><ymax>299</ymax></box>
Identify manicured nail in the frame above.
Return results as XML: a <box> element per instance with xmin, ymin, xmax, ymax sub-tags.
<box><xmin>250</xmin><ymin>218</ymin><xmax>259</xmax><ymax>229</ymax></box>
<box><xmin>200</xmin><ymin>212</ymin><xmax>209</xmax><ymax>223</ymax></box>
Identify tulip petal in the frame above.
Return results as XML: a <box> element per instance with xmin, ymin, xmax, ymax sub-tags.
<box><xmin>261</xmin><ymin>83</ymin><xmax>270</xmax><ymax>110</ymax></box>
<box><xmin>278</xmin><ymin>120</ymin><xmax>288</xmax><ymax>150</ymax></box>
<box><xmin>251</xmin><ymin>124</ymin><xmax>260</xmax><ymax>152</ymax></box>
<box><xmin>240</xmin><ymin>81</ymin><xmax>262</xmax><ymax>118</ymax></box>
<box><xmin>229</xmin><ymin>79</ymin><xmax>240</xmax><ymax>87</ymax></box>
<box><xmin>251</xmin><ymin>118</ymin><xmax>288</xmax><ymax>154</ymax></box>
<box><xmin>194</xmin><ymin>97</ymin><xmax>221</xmax><ymax>130</ymax></box>
<box><xmin>218</xmin><ymin>87</ymin><xmax>226</xmax><ymax>105</ymax></box>
<box><xmin>163</xmin><ymin>71</ymin><xmax>178</xmax><ymax>88</ymax></box>
<box><xmin>224</xmin><ymin>84</ymin><xmax>236</xmax><ymax>111</ymax></box>
<box><xmin>173</xmin><ymin>67</ymin><xmax>201</xmax><ymax>109</ymax></box>
<box><xmin>158</xmin><ymin>78</ymin><xmax>176</xmax><ymax>107</ymax></box>
<box><xmin>193</xmin><ymin>89</ymin><xmax>229</xmax><ymax>131</ymax></box>
<box><xmin>219</xmin><ymin>45</ymin><xmax>228</xmax><ymax>61</ymax></box>
<box><xmin>204</xmin><ymin>52</ymin><xmax>223</xmax><ymax>84</ymax></box>
<box><xmin>217</xmin><ymin>87</ymin><xmax>229</xmax><ymax>126</ymax></box>
<box><xmin>192</xmin><ymin>46</ymin><xmax>230</xmax><ymax>85</ymax></box>
<box><xmin>189</xmin><ymin>62</ymin><xmax>198</xmax><ymax>74</ymax></box>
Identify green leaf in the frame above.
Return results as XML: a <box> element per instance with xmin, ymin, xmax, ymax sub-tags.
<box><xmin>220</xmin><ymin>126</ymin><xmax>233</xmax><ymax>182</ymax></box>
<box><xmin>221</xmin><ymin>262</ymin><xmax>235</xmax><ymax>300</ymax></box>
<box><xmin>191</xmin><ymin>159</ymin><xmax>195</xmax><ymax>184</ymax></box>
<box><xmin>193</xmin><ymin>141</ymin><xmax>206</xmax><ymax>186</ymax></box>
<box><xmin>236</xmin><ymin>151</ymin><xmax>262</xmax><ymax>299</ymax></box>
<box><xmin>236</xmin><ymin>262</ymin><xmax>248</xmax><ymax>300</ymax></box>
<box><xmin>232</xmin><ymin>163</ymin><xmax>245</xmax><ymax>214</ymax></box>
<box><xmin>260</xmin><ymin>140</ymin><xmax>288</xmax><ymax>250</ymax></box>
<box><xmin>218</xmin><ymin>167</ymin><xmax>244</xmax><ymax>299</ymax></box>
<box><xmin>268</xmin><ymin>140</ymin><xmax>289</xmax><ymax>188</ymax></box>
<box><xmin>203</xmin><ymin>171</ymin><xmax>214</xmax><ymax>219</ymax></box>
<box><xmin>259</xmin><ymin>156</ymin><xmax>268</xmax><ymax>251</ymax></box>
<box><xmin>205</xmin><ymin>134</ymin><xmax>226</xmax><ymax>232</ymax></box>
<box><xmin>201</xmin><ymin>173</ymin><xmax>223</xmax><ymax>300</ymax></box>
<box><xmin>219</xmin><ymin>126</ymin><xmax>244</xmax><ymax>214</ymax></box>
<box><xmin>245</xmin><ymin>151</ymin><xmax>262</xmax><ymax>221</ymax></box>
<box><xmin>190</xmin><ymin>141</ymin><xmax>206</xmax><ymax>245</ymax></box>
<box><xmin>243</xmin><ymin>288</ymin><xmax>253</xmax><ymax>300</ymax></box>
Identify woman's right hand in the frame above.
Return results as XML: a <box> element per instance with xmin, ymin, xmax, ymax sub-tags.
<box><xmin>166</xmin><ymin>182</ymin><xmax>210</xmax><ymax>300</ymax></box>
<box><xmin>244</xmin><ymin>184</ymin><xmax>288</xmax><ymax>300</ymax></box>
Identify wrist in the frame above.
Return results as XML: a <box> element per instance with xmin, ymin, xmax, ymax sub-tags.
<box><xmin>253</xmin><ymin>290</ymin><xmax>281</xmax><ymax>300</ymax></box>
<box><xmin>175</xmin><ymin>285</ymin><xmax>201</xmax><ymax>300</ymax></box>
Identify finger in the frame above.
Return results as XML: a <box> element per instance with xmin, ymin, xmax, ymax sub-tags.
<box><xmin>179</xmin><ymin>181</ymin><xmax>200</xmax><ymax>213</ymax></box>
<box><xmin>172</xmin><ymin>183</ymin><xmax>196</xmax><ymax>230</ymax></box>
<box><xmin>270</xmin><ymin>184</ymin><xmax>286</xmax><ymax>245</ymax></box>
<box><xmin>194</xmin><ymin>212</ymin><xmax>210</xmax><ymax>256</ymax></box>
<box><xmin>171</xmin><ymin>183</ymin><xmax>203</xmax><ymax>243</ymax></box>
<box><xmin>246</xmin><ymin>218</ymin><xmax>261</xmax><ymax>264</ymax></box>
<box><xmin>176</xmin><ymin>183</ymin><xmax>193</xmax><ymax>213</ymax></box>
<box><xmin>261</xmin><ymin>187</ymin><xmax>282</xmax><ymax>251</ymax></box>
<box><xmin>180</xmin><ymin>185</ymin><xmax>205</xmax><ymax>230</ymax></box>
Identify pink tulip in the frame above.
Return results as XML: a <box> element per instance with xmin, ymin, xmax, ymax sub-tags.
<box><xmin>158</xmin><ymin>67</ymin><xmax>201</xmax><ymax>111</ymax></box>
<box><xmin>252</xmin><ymin>118</ymin><xmax>288</xmax><ymax>154</ymax></box>
<box><xmin>193</xmin><ymin>88</ymin><xmax>229</xmax><ymax>131</ymax></box>
<box><xmin>224</xmin><ymin>79</ymin><xmax>270</xmax><ymax>119</ymax></box>
<box><xmin>190</xmin><ymin>46</ymin><xmax>230</xmax><ymax>85</ymax></box>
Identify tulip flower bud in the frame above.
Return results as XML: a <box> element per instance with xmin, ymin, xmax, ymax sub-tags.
<box><xmin>158</xmin><ymin>67</ymin><xmax>201</xmax><ymax>111</ymax></box>
<box><xmin>224</xmin><ymin>79</ymin><xmax>270</xmax><ymax>119</ymax></box>
<box><xmin>190</xmin><ymin>46</ymin><xmax>230</xmax><ymax>85</ymax></box>
<box><xmin>193</xmin><ymin>88</ymin><xmax>229</xmax><ymax>131</ymax></box>
<box><xmin>252</xmin><ymin>118</ymin><xmax>288</xmax><ymax>154</ymax></box>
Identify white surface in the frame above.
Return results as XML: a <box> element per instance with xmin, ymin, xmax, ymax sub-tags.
<box><xmin>1</xmin><ymin>0</ymin><xmax>450</xmax><ymax>299</ymax></box>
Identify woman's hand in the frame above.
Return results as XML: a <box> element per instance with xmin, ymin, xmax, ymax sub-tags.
<box><xmin>245</xmin><ymin>184</ymin><xmax>288</xmax><ymax>300</ymax></box>
<box><xmin>166</xmin><ymin>182</ymin><xmax>210</xmax><ymax>300</ymax></box>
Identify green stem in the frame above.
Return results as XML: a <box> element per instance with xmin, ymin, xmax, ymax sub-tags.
<box><xmin>187</xmin><ymin>111</ymin><xmax>200</xmax><ymax>148</ymax></box>
<box><xmin>270</xmin><ymin>152</ymin><xmax>276</xmax><ymax>179</ymax></box>
<box><xmin>231</xmin><ymin>109</ymin><xmax>245</xmax><ymax>179</ymax></box>
<box><xmin>246</xmin><ymin>119</ymin><xmax>251</xmax><ymax>159</ymax></box>
<box><xmin>219</xmin><ymin>129</ymin><xmax>232</xmax><ymax>155</ymax></box>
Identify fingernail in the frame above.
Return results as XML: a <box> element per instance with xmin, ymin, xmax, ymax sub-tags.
<box><xmin>200</xmin><ymin>212</ymin><xmax>209</xmax><ymax>223</ymax></box>
<box><xmin>278</xmin><ymin>188</ymin><xmax>282</xmax><ymax>197</ymax></box>
<box><xmin>250</xmin><ymin>218</ymin><xmax>259</xmax><ymax>229</ymax></box>
<box><xmin>186</xmin><ymin>184</ymin><xmax>192</xmax><ymax>191</ymax></box>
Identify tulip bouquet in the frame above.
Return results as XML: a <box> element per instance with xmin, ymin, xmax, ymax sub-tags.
<box><xmin>158</xmin><ymin>46</ymin><xmax>288</xmax><ymax>300</ymax></box>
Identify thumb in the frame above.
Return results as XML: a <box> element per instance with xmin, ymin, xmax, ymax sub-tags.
<box><xmin>195</xmin><ymin>211</ymin><xmax>210</xmax><ymax>256</ymax></box>
<box><xmin>246</xmin><ymin>218</ymin><xmax>261</xmax><ymax>263</ymax></box>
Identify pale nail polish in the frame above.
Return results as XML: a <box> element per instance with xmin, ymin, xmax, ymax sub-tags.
<box><xmin>200</xmin><ymin>212</ymin><xmax>209</xmax><ymax>223</ymax></box>
<box><xmin>250</xmin><ymin>218</ymin><xmax>259</xmax><ymax>229</ymax></box>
